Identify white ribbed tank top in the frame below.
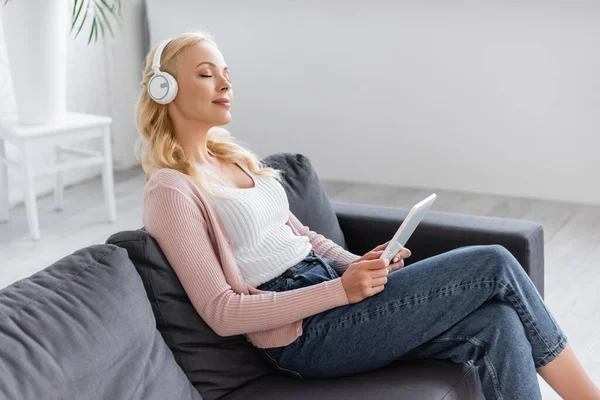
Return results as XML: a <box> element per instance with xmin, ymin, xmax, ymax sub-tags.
<box><xmin>206</xmin><ymin>162</ymin><xmax>312</xmax><ymax>287</ymax></box>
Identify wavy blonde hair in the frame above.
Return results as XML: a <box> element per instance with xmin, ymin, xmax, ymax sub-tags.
<box><xmin>134</xmin><ymin>30</ymin><xmax>283</xmax><ymax>199</ymax></box>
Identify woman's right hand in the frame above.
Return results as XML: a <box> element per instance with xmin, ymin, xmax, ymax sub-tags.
<box><xmin>341</xmin><ymin>251</ymin><xmax>390</xmax><ymax>304</ymax></box>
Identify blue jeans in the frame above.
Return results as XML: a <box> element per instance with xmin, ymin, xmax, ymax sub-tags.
<box><xmin>254</xmin><ymin>245</ymin><xmax>567</xmax><ymax>400</ymax></box>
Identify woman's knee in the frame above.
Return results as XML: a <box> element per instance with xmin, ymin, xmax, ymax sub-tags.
<box><xmin>483</xmin><ymin>244</ymin><xmax>515</xmax><ymax>264</ymax></box>
<box><xmin>480</xmin><ymin>245</ymin><xmax>525</xmax><ymax>276</ymax></box>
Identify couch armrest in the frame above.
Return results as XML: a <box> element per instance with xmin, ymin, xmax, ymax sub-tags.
<box><xmin>332</xmin><ymin>200</ymin><xmax>545</xmax><ymax>299</ymax></box>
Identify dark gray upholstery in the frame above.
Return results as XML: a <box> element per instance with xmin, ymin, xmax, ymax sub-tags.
<box><xmin>221</xmin><ymin>359</ymin><xmax>483</xmax><ymax>400</ymax></box>
<box><xmin>105</xmin><ymin>229</ymin><xmax>273</xmax><ymax>400</ymax></box>
<box><xmin>0</xmin><ymin>244</ymin><xmax>201</xmax><ymax>400</ymax></box>
<box><xmin>0</xmin><ymin>152</ymin><xmax>547</xmax><ymax>400</ymax></box>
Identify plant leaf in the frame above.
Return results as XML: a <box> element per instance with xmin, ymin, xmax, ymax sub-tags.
<box><xmin>71</xmin><ymin>0</ymin><xmax>77</xmax><ymax>20</ymax></box>
<box><xmin>94</xmin><ymin>2</ymin><xmax>114</xmax><ymax>37</ymax></box>
<box><xmin>71</xmin><ymin>0</ymin><xmax>85</xmax><ymax>34</ymax></box>
<box><xmin>74</xmin><ymin>3</ymin><xmax>89</xmax><ymax>39</ymax></box>
<box><xmin>87</xmin><ymin>17</ymin><xmax>97</xmax><ymax>45</ymax></box>
<box><xmin>95</xmin><ymin>13</ymin><xmax>106</xmax><ymax>39</ymax></box>
<box><xmin>99</xmin><ymin>0</ymin><xmax>116</xmax><ymax>13</ymax></box>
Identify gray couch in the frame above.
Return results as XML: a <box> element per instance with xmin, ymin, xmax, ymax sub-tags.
<box><xmin>0</xmin><ymin>152</ymin><xmax>544</xmax><ymax>399</ymax></box>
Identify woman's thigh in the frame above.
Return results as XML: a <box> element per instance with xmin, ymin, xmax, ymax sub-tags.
<box><xmin>265</xmin><ymin>244</ymin><xmax>558</xmax><ymax>379</ymax></box>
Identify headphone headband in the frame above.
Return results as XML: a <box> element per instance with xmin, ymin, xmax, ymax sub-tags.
<box><xmin>152</xmin><ymin>39</ymin><xmax>172</xmax><ymax>73</ymax></box>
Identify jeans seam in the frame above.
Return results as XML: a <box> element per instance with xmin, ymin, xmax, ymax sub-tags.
<box><xmin>503</xmin><ymin>248</ymin><xmax>563</xmax><ymax>347</ymax></box>
<box><xmin>303</xmin><ymin>279</ymin><xmax>499</xmax><ymax>338</ymax></box>
<box><xmin>534</xmin><ymin>335</ymin><xmax>568</xmax><ymax>369</ymax></box>
<box><xmin>261</xmin><ymin>350</ymin><xmax>305</xmax><ymax>379</ymax></box>
<box><xmin>501</xmin><ymin>282</ymin><xmax>555</xmax><ymax>355</ymax></box>
<box><xmin>429</xmin><ymin>336</ymin><xmax>504</xmax><ymax>400</ymax></box>
<box><xmin>483</xmin><ymin>353</ymin><xmax>505</xmax><ymax>400</ymax></box>
<box><xmin>304</xmin><ymin>277</ymin><xmax>558</xmax><ymax>359</ymax></box>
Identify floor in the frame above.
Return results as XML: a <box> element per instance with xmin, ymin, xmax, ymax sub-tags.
<box><xmin>1</xmin><ymin>165</ymin><xmax>598</xmax><ymax>399</ymax></box>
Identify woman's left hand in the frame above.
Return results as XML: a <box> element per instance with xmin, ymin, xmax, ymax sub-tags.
<box><xmin>372</xmin><ymin>240</ymin><xmax>412</xmax><ymax>272</ymax></box>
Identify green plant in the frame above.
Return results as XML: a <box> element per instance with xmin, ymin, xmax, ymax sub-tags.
<box><xmin>2</xmin><ymin>0</ymin><xmax>123</xmax><ymax>45</ymax></box>
<box><xmin>71</xmin><ymin>0</ymin><xmax>123</xmax><ymax>44</ymax></box>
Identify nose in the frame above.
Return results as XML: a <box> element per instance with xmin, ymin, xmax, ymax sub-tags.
<box><xmin>220</xmin><ymin>78</ymin><xmax>231</xmax><ymax>92</ymax></box>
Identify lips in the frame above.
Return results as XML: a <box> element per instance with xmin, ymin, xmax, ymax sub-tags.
<box><xmin>213</xmin><ymin>98</ymin><xmax>231</xmax><ymax>106</ymax></box>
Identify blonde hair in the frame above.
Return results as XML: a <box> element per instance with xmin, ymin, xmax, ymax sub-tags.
<box><xmin>134</xmin><ymin>30</ymin><xmax>283</xmax><ymax>199</ymax></box>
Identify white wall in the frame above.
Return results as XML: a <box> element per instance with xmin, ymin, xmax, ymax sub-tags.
<box><xmin>103</xmin><ymin>0</ymin><xmax>147</xmax><ymax>173</ymax></box>
<box><xmin>0</xmin><ymin>0</ymin><xmax>145</xmax><ymax>209</ymax></box>
<box><xmin>146</xmin><ymin>0</ymin><xmax>600</xmax><ymax>205</ymax></box>
<box><xmin>3</xmin><ymin>1</ymin><xmax>599</xmax><ymax>209</ymax></box>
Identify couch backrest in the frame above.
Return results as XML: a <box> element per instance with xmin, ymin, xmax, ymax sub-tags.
<box><xmin>262</xmin><ymin>152</ymin><xmax>348</xmax><ymax>249</ymax></box>
<box><xmin>0</xmin><ymin>244</ymin><xmax>202</xmax><ymax>400</ymax></box>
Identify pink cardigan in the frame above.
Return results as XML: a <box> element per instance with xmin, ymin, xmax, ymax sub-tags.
<box><xmin>142</xmin><ymin>168</ymin><xmax>361</xmax><ymax>349</ymax></box>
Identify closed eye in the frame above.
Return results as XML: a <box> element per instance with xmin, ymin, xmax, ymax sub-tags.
<box><xmin>200</xmin><ymin>74</ymin><xmax>232</xmax><ymax>83</ymax></box>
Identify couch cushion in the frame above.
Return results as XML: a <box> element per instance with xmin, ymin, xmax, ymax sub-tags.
<box><xmin>106</xmin><ymin>230</ymin><xmax>274</xmax><ymax>400</ymax></box>
<box><xmin>221</xmin><ymin>359</ymin><xmax>484</xmax><ymax>400</ymax></box>
<box><xmin>0</xmin><ymin>244</ymin><xmax>201</xmax><ymax>400</ymax></box>
<box><xmin>262</xmin><ymin>152</ymin><xmax>348</xmax><ymax>250</ymax></box>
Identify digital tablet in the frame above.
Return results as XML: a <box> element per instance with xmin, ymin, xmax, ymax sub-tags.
<box><xmin>380</xmin><ymin>193</ymin><xmax>437</xmax><ymax>262</ymax></box>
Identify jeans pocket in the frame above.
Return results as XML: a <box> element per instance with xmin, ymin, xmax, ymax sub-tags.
<box><xmin>268</xmin><ymin>278</ymin><xmax>293</xmax><ymax>292</ymax></box>
<box><xmin>258</xmin><ymin>255</ymin><xmax>335</xmax><ymax>293</ymax></box>
<box><xmin>320</xmin><ymin>257</ymin><xmax>339</xmax><ymax>280</ymax></box>
<box><xmin>257</xmin><ymin>276</ymin><xmax>291</xmax><ymax>292</ymax></box>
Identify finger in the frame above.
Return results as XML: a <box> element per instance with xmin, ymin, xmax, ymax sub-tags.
<box><xmin>365</xmin><ymin>258</ymin><xmax>389</xmax><ymax>270</ymax></box>
<box><xmin>393</xmin><ymin>248</ymin><xmax>411</xmax><ymax>262</ymax></box>
<box><xmin>401</xmin><ymin>247</ymin><xmax>411</xmax><ymax>258</ymax></box>
<box><xmin>370</xmin><ymin>285</ymin><xmax>385</xmax><ymax>295</ymax></box>
<box><xmin>372</xmin><ymin>276</ymin><xmax>388</xmax><ymax>286</ymax></box>
<box><xmin>373</xmin><ymin>240</ymin><xmax>391</xmax><ymax>252</ymax></box>
<box><xmin>390</xmin><ymin>259</ymin><xmax>404</xmax><ymax>270</ymax></box>
<box><xmin>354</xmin><ymin>250</ymin><xmax>383</xmax><ymax>263</ymax></box>
<box><xmin>371</xmin><ymin>268</ymin><xmax>390</xmax><ymax>278</ymax></box>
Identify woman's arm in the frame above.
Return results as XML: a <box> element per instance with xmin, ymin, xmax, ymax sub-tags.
<box><xmin>143</xmin><ymin>181</ymin><xmax>350</xmax><ymax>337</ymax></box>
<box><xmin>287</xmin><ymin>210</ymin><xmax>361</xmax><ymax>275</ymax></box>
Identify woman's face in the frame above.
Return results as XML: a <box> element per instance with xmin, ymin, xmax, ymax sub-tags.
<box><xmin>170</xmin><ymin>41</ymin><xmax>233</xmax><ymax>127</ymax></box>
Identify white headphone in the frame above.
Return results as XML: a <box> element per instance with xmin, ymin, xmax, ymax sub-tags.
<box><xmin>147</xmin><ymin>39</ymin><xmax>179</xmax><ymax>104</ymax></box>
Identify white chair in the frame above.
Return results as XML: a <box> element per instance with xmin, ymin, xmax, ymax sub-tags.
<box><xmin>0</xmin><ymin>111</ymin><xmax>116</xmax><ymax>240</ymax></box>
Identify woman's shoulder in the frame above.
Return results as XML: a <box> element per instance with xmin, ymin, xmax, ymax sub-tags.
<box><xmin>145</xmin><ymin>168</ymin><xmax>199</xmax><ymax>199</ymax></box>
<box><xmin>142</xmin><ymin>169</ymin><xmax>209</xmax><ymax>233</ymax></box>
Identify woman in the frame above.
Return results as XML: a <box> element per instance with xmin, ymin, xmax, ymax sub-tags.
<box><xmin>135</xmin><ymin>31</ymin><xmax>599</xmax><ymax>400</ymax></box>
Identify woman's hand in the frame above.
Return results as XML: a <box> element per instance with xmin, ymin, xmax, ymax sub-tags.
<box><xmin>341</xmin><ymin>250</ymin><xmax>390</xmax><ymax>304</ymax></box>
<box><xmin>371</xmin><ymin>240</ymin><xmax>412</xmax><ymax>272</ymax></box>
<box><xmin>341</xmin><ymin>243</ymin><xmax>412</xmax><ymax>303</ymax></box>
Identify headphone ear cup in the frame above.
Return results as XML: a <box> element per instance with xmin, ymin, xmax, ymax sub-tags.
<box><xmin>148</xmin><ymin>71</ymin><xmax>178</xmax><ymax>104</ymax></box>
<box><xmin>162</xmin><ymin>72</ymin><xmax>178</xmax><ymax>103</ymax></box>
